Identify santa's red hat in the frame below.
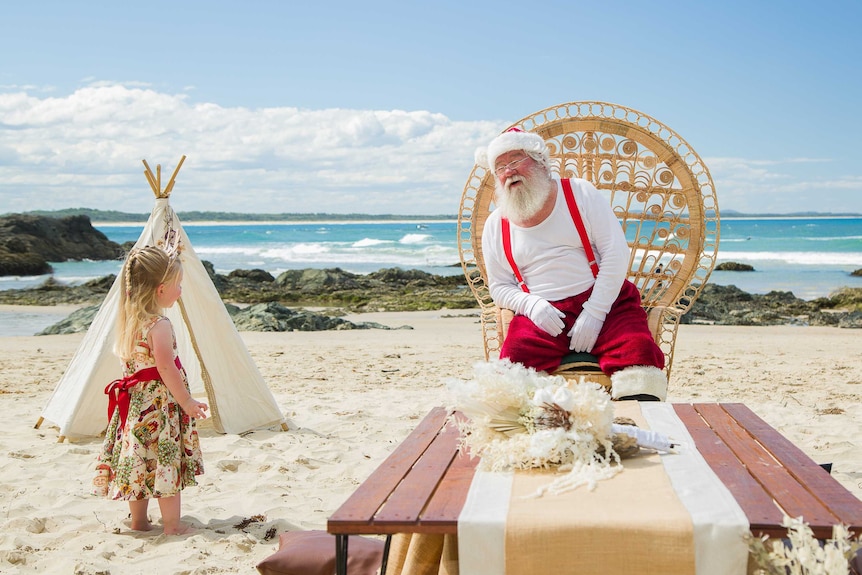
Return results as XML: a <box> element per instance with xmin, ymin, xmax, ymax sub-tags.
<box><xmin>474</xmin><ymin>127</ymin><xmax>550</xmax><ymax>171</ymax></box>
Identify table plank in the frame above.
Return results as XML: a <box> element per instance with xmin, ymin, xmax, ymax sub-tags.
<box><xmin>372</xmin><ymin>417</ymin><xmax>462</xmax><ymax>526</ymax></box>
<box><xmin>419</xmin><ymin>452</ymin><xmax>478</xmax><ymax>529</ymax></box>
<box><xmin>722</xmin><ymin>403</ymin><xmax>862</xmax><ymax>533</ymax></box>
<box><xmin>693</xmin><ymin>402</ymin><xmax>842</xmax><ymax>536</ymax></box>
<box><xmin>674</xmin><ymin>403</ymin><xmax>786</xmax><ymax>536</ymax></box>
<box><xmin>421</xmin><ymin>414</ymin><xmax>479</xmax><ymax>530</ymax></box>
<box><xmin>328</xmin><ymin>406</ymin><xmax>452</xmax><ymax>532</ymax></box>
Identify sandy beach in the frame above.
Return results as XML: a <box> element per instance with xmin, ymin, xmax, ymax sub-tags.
<box><xmin>1</xmin><ymin>309</ymin><xmax>861</xmax><ymax>574</ymax></box>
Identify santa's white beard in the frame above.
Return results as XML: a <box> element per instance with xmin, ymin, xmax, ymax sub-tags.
<box><xmin>495</xmin><ymin>170</ymin><xmax>554</xmax><ymax>221</ymax></box>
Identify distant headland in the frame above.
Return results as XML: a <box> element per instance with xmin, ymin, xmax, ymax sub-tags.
<box><xmin>4</xmin><ymin>208</ymin><xmax>459</xmax><ymax>223</ymax></box>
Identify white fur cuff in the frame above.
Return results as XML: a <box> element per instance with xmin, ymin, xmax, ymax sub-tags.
<box><xmin>610</xmin><ymin>366</ymin><xmax>668</xmax><ymax>401</ymax></box>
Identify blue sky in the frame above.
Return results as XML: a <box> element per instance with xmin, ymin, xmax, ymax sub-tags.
<box><xmin>1</xmin><ymin>0</ymin><xmax>860</xmax><ymax>215</ymax></box>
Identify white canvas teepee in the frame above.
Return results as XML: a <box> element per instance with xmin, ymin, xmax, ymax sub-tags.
<box><xmin>38</xmin><ymin>156</ymin><xmax>286</xmax><ymax>440</ymax></box>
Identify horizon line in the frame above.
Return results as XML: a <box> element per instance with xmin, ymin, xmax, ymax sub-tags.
<box><xmin>4</xmin><ymin>208</ymin><xmax>862</xmax><ymax>223</ymax></box>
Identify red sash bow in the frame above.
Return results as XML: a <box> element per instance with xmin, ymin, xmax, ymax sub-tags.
<box><xmin>105</xmin><ymin>356</ymin><xmax>183</xmax><ymax>428</ymax></box>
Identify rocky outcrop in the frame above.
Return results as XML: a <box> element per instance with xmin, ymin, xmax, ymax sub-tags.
<box><xmin>683</xmin><ymin>284</ymin><xmax>862</xmax><ymax>327</ymax></box>
<box><xmin>4</xmin><ymin>264</ymin><xmax>862</xmax><ymax>330</ymax></box>
<box><xmin>275</xmin><ymin>268</ymin><xmax>360</xmax><ymax>292</ymax></box>
<box><xmin>214</xmin><ymin>266</ymin><xmax>475</xmax><ymax>311</ymax></box>
<box><xmin>0</xmin><ymin>275</ymin><xmax>116</xmax><ymax>305</ymax></box>
<box><xmin>0</xmin><ymin>246</ymin><xmax>52</xmax><ymax>275</ymax></box>
<box><xmin>0</xmin><ymin>214</ymin><xmax>125</xmax><ymax>276</ymax></box>
<box><xmin>36</xmin><ymin>300</ymin><xmax>416</xmax><ymax>335</ymax></box>
<box><xmin>229</xmin><ymin>302</ymin><xmax>413</xmax><ymax>332</ymax></box>
<box><xmin>37</xmin><ymin>304</ymin><xmax>100</xmax><ymax>335</ymax></box>
<box><xmin>810</xmin><ymin>286</ymin><xmax>862</xmax><ymax>310</ymax></box>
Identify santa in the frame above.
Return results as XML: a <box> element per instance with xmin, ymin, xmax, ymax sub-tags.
<box><xmin>476</xmin><ymin>128</ymin><xmax>667</xmax><ymax>401</ymax></box>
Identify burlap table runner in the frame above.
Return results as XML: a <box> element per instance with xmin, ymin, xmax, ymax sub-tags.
<box><xmin>500</xmin><ymin>401</ymin><xmax>694</xmax><ymax>574</ymax></box>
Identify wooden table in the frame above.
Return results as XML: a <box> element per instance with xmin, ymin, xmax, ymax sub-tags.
<box><xmin>327</xmin><ymin>404</ymin><xmax>862</xmax><ymax>575</ymax></box>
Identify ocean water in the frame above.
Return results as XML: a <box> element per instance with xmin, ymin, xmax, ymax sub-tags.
<box><xmin>707</xmin><ymin>217</ymin><xmax>862</xmax><ymax>299</ymax></box>
<box><xmin>0</xmin><ymin>220</ymin><xmax>464</xmax><ymax>291</ymax></box>
<box><xmin>2</xmin><ymin>217</ymin><xmax>861</xmax><ymax>336</ymax></box>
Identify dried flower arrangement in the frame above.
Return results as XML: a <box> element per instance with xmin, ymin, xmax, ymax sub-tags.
<box><xmin>748</xmin><ymin>515</ymin><xmax>861</xmax><ymax>575</ymax></box>
<box><xmin>446</xmin><ymin>359</ymin><xmax>673</xmax><ymax>496</ymax></box>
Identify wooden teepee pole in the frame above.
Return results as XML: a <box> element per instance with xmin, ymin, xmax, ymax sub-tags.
<box><xmin>162</xmin><ymin>155</ymin><xmax>186</xmax><ymax>197</ymax></box>
<box><xmin>142</xmin><ymin>156</ymin><xmax>186</xmax><ymax>198</ymax></box>
<box><xmin>142</xmin><ymin>159</ymin><xmax>159</xmax><ymax>197</ymax></box>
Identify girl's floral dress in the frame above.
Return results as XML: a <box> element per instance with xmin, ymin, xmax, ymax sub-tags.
<box><xmin>96</xmin><ymin>315</ymin><xmax>204</xmax><ymax>500</ymax></box>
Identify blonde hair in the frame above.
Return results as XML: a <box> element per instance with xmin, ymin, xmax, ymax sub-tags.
<box><xmin>113</xmin><ymin>246</ymin><xmax>182</xmax><ymax>361</ymax></box>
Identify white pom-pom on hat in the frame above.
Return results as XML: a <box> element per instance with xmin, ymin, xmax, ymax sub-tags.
<box><xmin>474</xmin><ymin>127</ymin><xmax>550</xmax><ymax>171</ymax></box>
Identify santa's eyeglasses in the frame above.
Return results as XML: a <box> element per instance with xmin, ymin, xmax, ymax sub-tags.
<box><xmin>494</xmin><ymin>156</ymin><xmax>530</xmax><ymax>175</ymax></box>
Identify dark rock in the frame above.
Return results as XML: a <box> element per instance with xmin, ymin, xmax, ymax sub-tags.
<box><xmin>824</xmin><ymin>287</ymin><xmax>862</xmax><ymax>309</ymax></box>
<box><xmin>201</xmin><ymin>260</ymin><xmax>231</xmax><ymax>292</ymax></box>
<box><xmin>837</xmin><ymin>311</ymin><xmax>862</xmax><ymax>329</ymax></box>
<box><xmin>37</xmin><ymin>304</ymin><xmax>100</xmax><ymax>335</ymax></box>
<box><xmin>0</xmin><ymin>214</ymin><xmax>124</xmax><ymax>277</ymax></box>
<box><xmin>684</xmin><ymin>284</ymin><xmax>862</xmax><ymax>327</ymax></box>
<box><xmin>275</xmin><ymin>268</ymin><xmax>361</xmax><ymax>292</ymax></box>
<box><xmin>229</xmin><ymin>302</ymin><xmax>409</xmax><ymax>332</ymax></box>
<box><xmin>715</xmin><ymin>262</ymin><xmax>755</xmax><ymax>271</ymax></box>
<box><xmin>84</xmin><ymin>275</ymin><xmax>117</xmax><ymax>292</ymax></box>
<box><xmin>368</xmin><ymin>267</ymin><xmax>467</xmax><ymax>288</ymax></box>
<box><xmin>228</xmin><ymin>268</ymin><xmax>275</xmax><ymax>282</ymax></box>
<box><xmin>685</xmin><ymin>284</ymin><xmax>816</xmax><ymax>325</ymax></box>
<box><xmin>0</xmin><ymin>274</ymin><xmax>116</xmax><ymax>305</ymax></box>
<box><xmin>0</xmin><ymin>249</ymin><xmax>53</xmax><ymax>275</ymax></box>
<box><xmin>367</xmin><ymin>268</ymin><xmax>436</xmax><ymax>286</ymax></box>
<box><xmin>851</xmin><ymin>268</ymin><xmax>862</xmax><ymax>277</ymax></box>
<box><xmin>682</xmin><ymin>284</ymin><xmax>752</xmax><ymax>324</ymax></box>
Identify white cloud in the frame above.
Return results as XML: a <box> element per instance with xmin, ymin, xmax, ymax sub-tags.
<box><xmin>2</xmin><ymin>84</ymin><xmax>860</xmax><ymax>216</ymax></box>
<box><xmin>705</xmin><ymin>157</ymin><xmax>861</xmax><ymax>214</ymax></box>
<box><xmin>0</xmin><ymin>83</ymin><xmax>503</xmax><ymax>215</ymax></box>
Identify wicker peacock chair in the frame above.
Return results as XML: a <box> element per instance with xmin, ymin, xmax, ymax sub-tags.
<box><xmin>458</xmin><ymin>101</ymin><xmax>720</xmax><ymax>387</ymax></box>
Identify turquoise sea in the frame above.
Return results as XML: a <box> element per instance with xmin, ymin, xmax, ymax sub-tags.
<box><xmin>2</xmin><ymin>216</ymin><xmax>861</xmax><ymax>336</ymax></box>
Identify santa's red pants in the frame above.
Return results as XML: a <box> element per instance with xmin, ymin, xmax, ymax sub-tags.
<box><xmin>500</xmin><ymin>280</ymin><xmax>664</xmax><ymax>375</ymax></box>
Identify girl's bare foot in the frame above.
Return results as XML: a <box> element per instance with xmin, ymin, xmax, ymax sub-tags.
<box><xmin>130</xmin><ymin>520</ymin><xmax>154</xmax><ymax>532</ymax></box>
<box><xmin>163</xmin><ymin>522</ymin><xmax>196</xmax><ymax>536</ymax></box>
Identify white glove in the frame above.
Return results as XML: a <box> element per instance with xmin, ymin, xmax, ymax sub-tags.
<box><xmin>523</xmin><ymin>296</ymin><xmax>566</xmax><ymax>336</ymax></box>
<box><xmin>567</xmin><ymin>308</ymin><xmax>604</xmax><ymax>352</ymax></box>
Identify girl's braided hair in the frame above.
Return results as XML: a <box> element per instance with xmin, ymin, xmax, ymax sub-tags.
<box><xmin>113</xmin><ymin>246</ymin><xmax>182</xmax><ymax>361</ymax></box>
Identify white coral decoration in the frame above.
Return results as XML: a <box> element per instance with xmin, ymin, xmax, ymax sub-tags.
<box><xmin>447</xmin><ymin>359</ymin><xmax>622</xmax><ymax>496</ymax></box>
<box><xmin>748</xmin><ymin>514</ymin><xmax>860</xmax><ymax>574</ymax></box>
<box><xmin>533</xmin><ymin>386</ymin><xmax>577</xmax><ymax>412</ymax></box>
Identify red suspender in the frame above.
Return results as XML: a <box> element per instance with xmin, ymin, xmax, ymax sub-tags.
<box><xmin>561</xmin><ymin>178</ymin><xmax>600</xmax><ymax>278</ymax></box>
<box><xmin>501</xmin><ymin>218</ymin><xmax>529</xmax><ymax>292</ymax></box>
<box><xmin>500</xmin><ymin>178</ymin><xmax>599</xmax><ymax>293</ymax></box>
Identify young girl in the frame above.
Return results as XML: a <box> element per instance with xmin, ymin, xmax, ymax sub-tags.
<box><xmin>93</xmin><ymin>246</ymin><xmax>208</xmax><ymax>535</ymax></box>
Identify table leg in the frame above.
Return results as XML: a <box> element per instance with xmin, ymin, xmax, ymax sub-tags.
<box><xmin>380</xmin><ymin>535</ymin><xmax>392</xmax><ymax>575</ymax></box>
<box><xmin>335</xmin><ymin>534</ymin><xmax>348</xmax><ymax>575</ymax></box>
